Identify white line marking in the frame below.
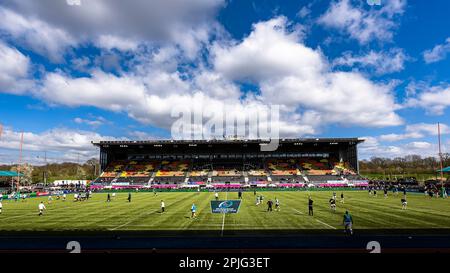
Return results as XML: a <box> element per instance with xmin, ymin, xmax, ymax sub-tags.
<box><xmin>292</xmin><ymin>208</ymin><xmax>304</xmax><ymax>214</ymax></box>
<box><xmin>220</xmin><ymin>214</ymin><xmax>226</xmax><ymax>236</ymax></box>
<box><xmin>292</xmin><ymin>208</ymin><xmax>337</xmax><ymax>229</ymax></box>
<box><xmin>108</xmin><ymin>192</ymin><xmax>196</xmax><ymax>230</ymax></box>
<box><xmin>220</xmin><ymin>191</ymin><xmax>228</xmax><ymax>237</ymax></box>
<box><xmin>98</xmin><ymin>223</ymin><xmax>253</xmax><ymax>227</ymax></box>
<box><xmin>109</xmin><ymin>210</ymin><xmax>159</xmax><ymax>231</ymax></box>
<box><xmin>0</xmin><ymin>214</ymin><xmax>36</xmax><ymax>221</ymax></box>
<box><xmin>315</xmin><ymin>219</ymin><xmax>337</xmax><ymax>229</ymax></box>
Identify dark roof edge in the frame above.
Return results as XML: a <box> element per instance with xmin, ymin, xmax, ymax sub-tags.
<box><xmin>92</xmin><ymin>138</ymin><xmax>364</xmax><ymax>146</ymax></box>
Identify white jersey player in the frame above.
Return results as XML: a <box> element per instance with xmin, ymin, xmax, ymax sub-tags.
<box><xmin>38</xmin><ymin>202</ymin><xmax>46</xmax><ymax>216</ymax></box>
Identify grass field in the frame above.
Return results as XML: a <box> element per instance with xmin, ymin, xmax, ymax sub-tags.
<box><xmin>1</xmin><ymin>190</ymin><xmax>450</xmax><ymax>233</ymax></box>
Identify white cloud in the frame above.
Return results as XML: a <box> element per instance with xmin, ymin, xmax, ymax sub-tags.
<box><xmin>213</xmin><ymin>17</ymin><xmax>402</xmax><ymax>127</ymax></box>
<box><xmin>261</xmin><ymin>72</ymin><xmax>402</xmax><ymax>127</ymax></box>
<box><xmin>193</xmin><ymin>71</ymin><xmax>241</xmax><ymax>100</ymax></box>
<box><xmin>71</xmin><ymin>56</ymin><xmax>91</xmax><ymax>72</ymax></box>
<box><xmin>0</xmin><ymin>1</ymin><xmax>439</xmax><ymax>163</ymax></box>
<box><xmin>405</xmin><ymin>141</ymin><xmax>431</xmax><ymax>149</ymax></box>
<box><xmin>26</xmin><ymin>16</ymin><xmax>403</xmax><ymax>141</ymax></box>
<box><xmin>0</xmin><ymin>40</ymin><xmax>33</xmax><ymax>94</ymax></box>
<box><xmin>423</xmin><ymin>37</ymin><xmax>450</xmax><ymax>64</ymax></box>
<box><xmin>213</xmin><ymin>17</ymin><xmax>313</xmax><ymax>82</ymax></box>
<box><xmin>405</xmin><ymin>84</ymin><xmax>450</xmax><ymax>115</ymax></box>
<box><xmin>1</xmin><ymin>14</ymin><xmax>404</xmax><ymax>142</ymax></box>
<box><xmin>0</xmin><ymin>7</ymin><xmax>76</xmax><ymax>62</ymax></box>
<box><xmin>379</xmin><ymin>123</ymin><xmax>449</xmax><ymax>142</ymax></box>
<box><xmin>379</xmin><ymin>132</ymin><xmax>420</xmax><ymax>142</ymax></box>
<box><xmin>297</xmin><ymin>6</ymin><xmax>311</xmax><ymax>18</ymax></box>
<box><xmin>95</xmin><ymin>35</ymin><xmax>140</xmax><ymax>52</ymax></box>
<box><xmin>128</xmin><ymin>131</ymin><xmax>165</xmax><ymax>141</ymax></box>
<box><xmin>333</xmin><ymin>48</ymin><xmax>408</xmax><ymax>75</ymax></box>
<box><xmin>38</xmin><ymin>70</ymin><xmax>147</xmax><ymax>111</ymax></box>
<box><xmin>74</xmin><ymin>116</ymin><xmax>108</xmax><ymax>128</ymax></box>
<box><xmin>0</xmin><ymin>127</ymin><xmax>126</xmax><ymax>164</ymax></box>
<box><xmin>37</xmin><ymin>70</ymin><xmax>316</xmax><ymax>138</ymax></box>
<box><xmin>360</xmin><ymin>122</ymin><xmax>450</xmax><ymax>159</ymax></box>
<box><xmin>318</xmin><ymin>0</ymin><xmax>406</xmax><ymax>44</ymax></box>
<box><xmin>0</xmin><ymin>0</ymin><xmax>225</xmax><ymax>60</ymax></box>
<box><xmin>406</xmin><ymin>123</ymin><xmax>450</xmax><ymax>136</ymax></box>
<box><xmin>359</xmin><ymin>136</ymin><xmax>403</xmax><ymax>158</ymax></box>
<box><xmin>359</xmin><ymin>136</ymin><xmax>444</xmax><ymax>159</ymax></box>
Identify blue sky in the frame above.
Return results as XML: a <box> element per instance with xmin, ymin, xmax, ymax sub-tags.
<box><xmin>0</xmin><ymin>0</ymin><xmax>449</xmax><ymax>164</ymax></box>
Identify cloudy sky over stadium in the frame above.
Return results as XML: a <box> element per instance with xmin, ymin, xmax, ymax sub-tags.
<box><xmin>0</xmin><ymin>0</ymin><xmax>449</xmax><ymax>164</ymax></box>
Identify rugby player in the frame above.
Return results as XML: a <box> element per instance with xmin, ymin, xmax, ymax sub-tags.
<box><xmin>191</xmin><ymin>203</ymin><xmax>197</xmax><ymax>218</ymax></box>
<box><xmin>275</xmin><ymin>198</ymin><xmax>280</xmax><ymax>211</ymax></box>
<box><xmin>38</xmin><ymin>202</ymin><xmax>46</xmax><ymax>216</ymax></box>
<box><xmin>401</xmin><ymin>198</ymin><xmax>407</xmax><ymax>210</ymax></box>
<box><xmin>329</xmin><ymin>197</ymin><xmax>336</xmax><ymax>212</ymax></box>
<box><xmin>308</xmin><ymin>197</ymin><xmax>314</xmax><ymax>216</ymax></box>
<box><xmin>343</xmin><ymin>211</ymin><xmax>353</xmax><ymax>235</ymax></box>
<box><xmin>267</xmin><ymin>199</ymin><xmax>273</xmax><ymax>212</ymax></box>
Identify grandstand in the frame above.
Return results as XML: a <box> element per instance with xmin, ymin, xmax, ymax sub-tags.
<box><xmin>91</xmin><ymin>138</ymin><xmax>367</xmax><ymax>189</ymax></box>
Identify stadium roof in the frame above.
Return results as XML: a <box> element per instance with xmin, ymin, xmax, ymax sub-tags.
<box><xmin>92</xmin><ymin>138</ymin><xmax>364</xmax><ymax>146</ymax></box>
<box><xmin>0</xmin><ymin>171</ymin><xmax>22</xmax><ymax>177</ymax></box>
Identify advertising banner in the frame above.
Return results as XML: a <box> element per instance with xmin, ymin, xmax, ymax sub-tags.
<box><xmin>210</xmin><ymin>200</ymin><xmax>241</xmax><ymax>213</ymax></box>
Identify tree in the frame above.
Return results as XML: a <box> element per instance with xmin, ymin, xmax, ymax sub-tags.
<box><xmin>85</xmin><ymin>158</ymin><xmax>100</xmax><ymax>179</ymax></box>
<box><xmin>359</xmin><ymin>154</ymin><xmax>449</xmax><ymax>181</ymax></box>
<box><xmin>10</xmin><ymin>164</ymin><xmax>34</xmax><ymax>185</ymax></box>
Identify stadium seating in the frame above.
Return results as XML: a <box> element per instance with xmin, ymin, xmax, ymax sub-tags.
<box><xmin>213</xmin><ymin>161</ymin><xmax>242</xmax><ymax>176</ymax></box>
<box><xmin>189</xmin><ymin>170</ymin><xmax>209</xmax><ymax>177</ymax></box>
<box><xmin>99</xmin><ymin>171</ymin><xmax>118</xmax><ymax>178</ymax></box>
<box><xmin>93</xmin><ymin>156</ymin><xmax>364</xmax><ymax>188</ymax></box>
<box><xmin>298</xmin><ymin>158</ymin><xmax>358</xmax><ymax>184</ymax></box>
<box><xmin>344</xmin><ymin>174</ymin><xmax>365</xmax><ymax>180</ymax></box>
<box><xmin>152</xmin><ymin>176</ymin><xmax>186</xmax><ymax>184</ymax></box>
<box><xmin>333</xmin><ymin>161</ymin><xmax>357</xmax><ymax>175</ymax></box>
<box><xmin>270</xmin><ymin>175</ymin><xmax>304</xmax><ymax>183</ymax></box>
<box><xmin>187</xmin><ymin>176</ymin><xmax>208</xmax><ymax>183</ymax></box>
<box><xmin>211</xmin><ymin>176</ymin><xmax>244</xmax><ymax>183</ymax></box>
<box><xmin>247</xmin><ymin>170</ymin><xmax>267</xmax><ymax>176</ymax></box>
<box><xmin>103</xmin><ymin>160</ymin><xmax>160</xmax><ymax>185</ymax></box>
<box><xmin>245</xmin><ymin>162</ymin><xmax>268</xmax><ymax>176</ymax></box>
<box><xmin>155</xmin><ymin>160</ymin><xmax>189</xmax><ymax>177</ymax></box>
<box><xmin>93</xmin><ymin>177</ymin><xmax>116</xmax><ymax>184</ymax></box>
<box><xmin>100</xmin><ymin>160</ymin><xmax>157</xmax><ymax>176</ymax></box>
<box><xmin>247</xmin><ymin>176</ymin><xmax>268</xmax><ymax>182</ymax></box>
<box><xmin>298</xmin><ymin>158</ymin><xmax>334</xmax><ymax>175</ymax></box>
<box><xmin>266</xmin><ymin>159</ymin><xmax>299</xmax><ymax>176</ymax></box>
<box><xmin>103</xmin><ymin>160</ymin><xmax>127</xmax><ymax>173</ymax></box>
<box><xmin>307</xmin><ymin>175</ymin><xmax>342</xmax><ymax>182</ymax></box>
<box><xmin>215</xmin><ymin>169</ymin><xmax>241</xmax><ymax>176</ymax></box>
<box><xmin>115</xmin><ymin>176</ymin><xmax>150</xmax><ymax>184</ymax></box>
<box><xmin>188</xmin><ymin>162</ymin><xmax>211</xmax><ymax>181</ymax></box>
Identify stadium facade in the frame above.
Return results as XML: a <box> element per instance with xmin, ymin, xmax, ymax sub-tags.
<box><xmin>91</xmin><ymin>138</ymin><xmax>367</xmax><ymax>188</ymax></box>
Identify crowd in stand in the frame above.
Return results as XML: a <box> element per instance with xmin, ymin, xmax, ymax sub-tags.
<box><xmin>368</xmin><ymin>177</ymin><xmax>449</xmax><ymax>194</ymax></box>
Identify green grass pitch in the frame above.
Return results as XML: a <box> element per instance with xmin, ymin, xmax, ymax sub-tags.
<box><xmin>1</xmin><ymin>190</ymin><xmax>449</xmax><ymax>232</ymax></box>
